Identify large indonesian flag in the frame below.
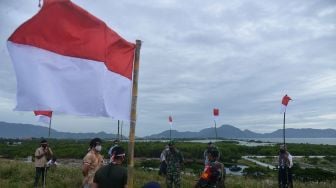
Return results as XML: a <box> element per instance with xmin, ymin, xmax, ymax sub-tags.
<box><xmin>7</xmin><ymin>0</ymin><xmax>135</xmax><ymax>120</ymax></box>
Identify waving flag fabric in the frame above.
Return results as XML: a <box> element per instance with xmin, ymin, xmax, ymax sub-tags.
<box><xmin>34</xmin><ymin>111</ymin><xmax>52</xmax><ymax>124</ymax></box>
<box><xmin>7</xmin><ymin>0</ymin><xmax>135</xmax><ymax>120</ymax></box>
<box><xmin>213</xmin><ymin>108</ymin><xmax>219</xmax><ymax>116</ymax></box>
<box><xmin>281</xmin><ymin>94</ymin><xmax>292</xmax><ymax>112</ymax></box>
<box><xmin>168</xmin><ymin>116</ymin><xmax>173</xmax><ymax>124</ymax></box>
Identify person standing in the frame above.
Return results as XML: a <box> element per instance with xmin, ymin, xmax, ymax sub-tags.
<box><xmin>163</xmin><ymin>141</ymin><xmax>184</xmax><ymax>188</ymax></box>
<box><xmin>196</xmin><ymin>149</ymin><xmax>225</xmax><ymax>188</ymax></box>
<box><xmin>204</xmin><ymin>142</ymin><xmax>220</xmax><ymax>165</ymax></box>
<box><xmin>93</xmin><ymin>146</ymin><xmax>127</xmax><ymax>188</ymax></box>
<box><xmin>108</xmin><ymin>139</ymin><xmax>119</xmax><ymax>158</ymax></box>
<box><xmin>34</xmin><ymin>139</ymin><xmax>53</xmax><ymax>188</ymax></box>
<box><xmin>82</xmin><ymin>138</ymin><xmax>104</xmax><ymax>188</ymax></box>
<box><xmin>278</xmin><ymin>145</ymin><xmax>293</xmax><ymax>188</ymax></box>
<box><xmin>159</xmin><ymin>145</ymin><xmax>169</xmax><ymax>176</ymax></box>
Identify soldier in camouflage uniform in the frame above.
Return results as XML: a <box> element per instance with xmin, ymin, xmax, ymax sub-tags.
<box><xmin>196</xmin><ymin>148</ymin><xmax>225</xmax><ymax>188</ymax></box>
<box><xmin>163</xmin><ymin>141</ymin><xmax>184</xmax><ymax>188</ymax></box>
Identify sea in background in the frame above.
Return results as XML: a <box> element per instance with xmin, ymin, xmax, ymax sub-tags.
<box><xmin>242</xmin><ymin>138</ymin><xmax>336</xmax><ymax>145</ymax></box>
<box><xmin>137</xmin><ymin>138</ymin><xmax>336</xmax><ymax>145</ymax></box>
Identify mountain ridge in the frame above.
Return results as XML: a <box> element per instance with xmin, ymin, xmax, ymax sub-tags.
<box><xmin>1</xmin><ymin>121</ymin><xmax>335</xmax><ymax>139</ymax></box>
<box><xmin>146</xmin><ymin>124</ymin><xmax>336</xmax><ymax>139</ymax></box>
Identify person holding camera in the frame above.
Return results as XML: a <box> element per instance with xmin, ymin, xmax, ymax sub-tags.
<box><xmin>34</xmin><ymin>139</ymin><xmax>53</xmax><ymax>188</ymax></box>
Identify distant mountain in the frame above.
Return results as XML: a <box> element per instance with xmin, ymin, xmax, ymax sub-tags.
<box><xmin>1</xmin><ymin>121</ymin><xmax>335</xmax><ymax>139</ymax></box>
<box><xmin>0</xmin><ymin>121</ymin><xmax>124</xmax><ymax>139</ymax></box>
<box><xmin>146</xmin><ymin>124</ymin><xmax>336</xmax><ymax>139</ymax></box>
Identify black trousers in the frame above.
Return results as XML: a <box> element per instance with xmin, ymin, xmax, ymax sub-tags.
<box><xmin>278</xmin><ymin>167</ymin><xmax>293</xmax><ymax>188</ymax></box>
<box><xmin>34</xmin><ymin>167</ymin><xmax>47</xmax><ymax>187</ymax></box>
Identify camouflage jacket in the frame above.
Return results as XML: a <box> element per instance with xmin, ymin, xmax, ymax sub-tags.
<box><xmin>163</xmin><ymin>149</ymin><xmax>184</xmax><ymax>174</ymax></box>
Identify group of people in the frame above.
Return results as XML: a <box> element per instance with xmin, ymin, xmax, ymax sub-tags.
<box><xmin>159</xmin><ymin>141</ymin><xmax>225</xmax><ymax>188</ymax></box>
<box><xmin>33</xmin><ymin>138</ymin><xmax>294</xmax><ymax>188</ymax></box>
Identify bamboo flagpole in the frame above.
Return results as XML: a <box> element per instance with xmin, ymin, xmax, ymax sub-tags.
<box><xmin>127</xmin><ymin>40</ymin><xmax>142</xmax><ymax>188</ymax></box>
<box><xmin>281</xmin><ymin>95</ymin><xmax>292</xmax><ymax>146</ymax></box>
<box><xmin>213</xmin><ymin>108</ymin><xmax>219</xmax><ymax>141</ymax></box>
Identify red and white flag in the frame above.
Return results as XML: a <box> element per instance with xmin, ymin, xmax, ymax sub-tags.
<box><xmin>281</xmin><ymin>94</ymin><xmax>292</xmax><ymax>112</ymax></box>
<box><xmin>213</xmin><ymin>108</ymin><xmax>219</xmax><ymax>122</ymax></box>
<box><xmin>34</xmin><ymin>111</ymin><xmax>52</xmax><ymax>124</ymax></box>
<box><xmin>213</xmin><ymin>108</ymin><xmax>219</xmax><ymax>116</ymax></box>
<box><xmin>7</xmin><ymin>0</ymin><xmax>135</xmax><ymax>120</ymax></box>
<box><xmin>168</xmin><ymin>115</ymin><xmax>173</xmax><ymax>125</ymax></box>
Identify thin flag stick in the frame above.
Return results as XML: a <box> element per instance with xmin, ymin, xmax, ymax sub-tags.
<box><xmin>170</xmin><ymin>123</ymin><xmax>172</xmax><ymax>141</ymax></box>
<box><xmin>169</xmin><ymin>115</ymin><xmax>173</xmax><ymax>141</ymax></box>
<box><xmin>281</xmin><ymin>94</ymin><xmax>291</xmax><ymax>147</ymax></box>
<box><xmin>214</xmin><ymin>119</ymin><xmax>218</xmax><ymax>142</ymax></box>
<box><xmin>121</xmin><ymin>121</ymin><xmax>123</xmax><ymax>141</ymax></box>
<box><xmin>283</xmin><ymin>111</ymin><xmax>286</xmax><ymax>146</ymax></box>
<box><xmin>213</xmin><ymin>108</ymin><xmax>219</xmax><ymax>142</ymax></box>
<box><xmin>48</xmin><ymin>116</ymin><xmax>52</xmax><ymax>138</ymax></box>
<box><xmin>117</xmin><ymin>120</ymin><xmax>120</xmax><ymax>140</ymax></box>
<box><xmin>127</xmin><ymin>40</ymin><xmax>141</xmax><ymax>188</ymax></box>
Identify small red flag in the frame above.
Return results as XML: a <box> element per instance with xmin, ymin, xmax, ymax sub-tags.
<box><xmin>282</xmin><ymin>95</ymin><xmax>292</xmax><ymax>106</ymax></box>
<box><xmin>213</xmin><ymin>108</ymin><xmax>219</xmax><ymax>116</ymax></box>
<box><xmin>34</xmin><ymin>111</ymin><xmax>53</xmax><ymax>118</ymax></box>
<box><xmin>168</xmin><ymin>116</ymin><xmax>173</xmax><ymax>123</ymax></box>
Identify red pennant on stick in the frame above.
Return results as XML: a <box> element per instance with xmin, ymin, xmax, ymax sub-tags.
<box><xmin>213</xmin><ymin>108</ymin><xmax>219</xmax><ymax>116</ymax></box>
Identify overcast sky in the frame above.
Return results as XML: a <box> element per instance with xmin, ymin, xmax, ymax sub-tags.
<box><xmin>0</xmin><ymin>0</ymin><xmax>335</xmax><ymax>137</ymax></box>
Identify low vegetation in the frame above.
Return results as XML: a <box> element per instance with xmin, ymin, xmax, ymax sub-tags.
<box><xmin>1</xmin><ymin>139</ymin><xmax>336</xmax><ymax>187</ymax></box>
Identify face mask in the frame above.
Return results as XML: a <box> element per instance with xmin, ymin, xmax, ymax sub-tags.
<box><xmin>95</xmin><ymin>145</ymin><xmax>102</xmax><ymax>152</ymax></box>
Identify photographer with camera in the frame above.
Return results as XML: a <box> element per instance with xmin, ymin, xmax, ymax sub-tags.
<box><xmin>34</xmin><ymin>139</ymin><xmax>53</xmax><ymax>188</ymax></box>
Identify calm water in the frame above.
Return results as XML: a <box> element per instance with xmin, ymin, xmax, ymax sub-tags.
<box><xmin>242</xmin><ymin>138</ymin><xmax>336</xmax><ymax>145</ymax></box>
<box><xmin>135</xmin><ymin>138</ymin><xmax>336</xmax><ymax>145</ymax></box>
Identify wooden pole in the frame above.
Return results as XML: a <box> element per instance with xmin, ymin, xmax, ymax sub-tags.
<box><xmin>127</xmin><ymin>40</ymin><xmax>141</xmax><ymax>188</ymax></box>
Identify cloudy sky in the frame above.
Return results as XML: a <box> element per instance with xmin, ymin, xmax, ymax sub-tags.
<box><xmin>0</xmin><ymin>0</ymin><xmax>335</xmax><ymax>137</ymax></box>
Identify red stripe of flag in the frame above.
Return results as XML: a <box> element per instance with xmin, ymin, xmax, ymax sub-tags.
<box><xmin>8</xmin><ymin>0</ymin><xmax>135</xmax><ymax>80</ymax></box>
<box><xmin>168</xmin><ymin>116</ymin><xmax>173</xmax><ymax>123</ymax></box>
<box><xmin>213</xmin><ymin>108</ymin><xmax>219</xmax><ymax>116</ymax></box>
<box><xmin>34</xmin><ymin>110</ymin><xmax>53</xmax><ymax>118</ymax></box>
<box><xmin>282</xmin><ymin>95</ymin><xmax>292</xmax><ymax>106</ymax></box>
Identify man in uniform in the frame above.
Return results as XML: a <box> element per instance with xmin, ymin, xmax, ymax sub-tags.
<box><xmin>34</xmin><ymin>139</ymin><xmax>53</xmax><ymax>188</ymax></box>
<box><xmin>196</xmin><ymin>148</ymin><xmax>225</xmax><ymax>188</ymax></box>
<box><xmin>163</xmin><ymin>141</ymin><xmax>184</xmax><ymax>188</ymax></box>
<box><xmin>204</xmin><ymin>142</ymin><xmax>220</xmax><ymax>165</ymax></box>
<box><xmin>82</xmin><ymin>138</ymin><xmax>104</xmax><ymax>188</ymax></box>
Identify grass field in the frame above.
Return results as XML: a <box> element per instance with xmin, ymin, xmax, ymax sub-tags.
<box><xmin>0</xmin><ymin>159</ymin><xmax>335</xmax><ymax>188</ymax></box>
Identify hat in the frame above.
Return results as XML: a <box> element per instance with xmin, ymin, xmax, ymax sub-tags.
<box><xmin>40</xmin><ymin>139</ymin><xmax>47</xmax><ymax>144</ymax></box>
<box><xmin>112</xmin><ymin>146</ymin><xmax>125</xmax><ymax>157</ymax></box>
<box><xmin>208</xmin><ymin>141</ymin><xmax>213</xmax><ymax>145</ymax></box>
